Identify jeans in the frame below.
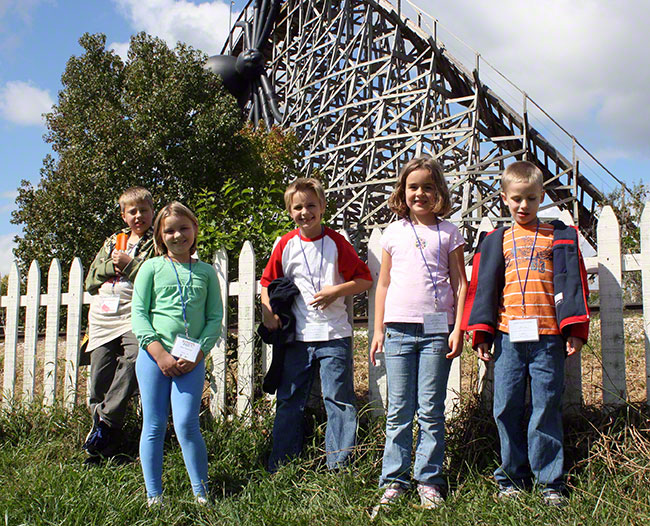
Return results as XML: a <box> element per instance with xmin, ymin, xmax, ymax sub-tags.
<box><xmin>492</xmin><ymin>331</ymin><xmax>565</xmax><ymax>490</ymax></box>
<box><xmin>136</xmin><ymin>349</ymin><xmax>208</xmax><ymax>498</ymax></box>
<box><xmin>380</xmin><ymin>323</ymin><xmax>452</xmax><ymax>488</ymax></box>
<box><xmin>89</xmin><ymin>331</ymin><xmax>139</xmax><ymax>429</ymax></box>
<box><xmin>268</xmin><ymin>337</ymin><xmax>357</xmax><ymax>471</ymax></box>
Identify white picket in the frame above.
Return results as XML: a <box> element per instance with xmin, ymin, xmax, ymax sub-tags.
<box><xmin>22</xmin><ymin>260</ymin><xmax>41</xmax><ymax>402</ymax></box>
<box><xmin>557</xmin><ymin>210</ymin><xmax>583</xmax><ymax>412</ymax></box>
<box><xmin>2</xmin><ymin>262</ymin><xmax>21</xmax><ymax>404</ymax></box>
<box><xmin>43</xmin><ymin>259</ymin><xmax>62</xmax><ymax>406</ymax></box>
<box><xmin>236</xmin><ymin>241</ymin><xmax>256</xmax><ymax>417</ymax></box>
<box><xmin>64</xmin><ymin>258</ymin><xmax>84</xmax><ymax>410</ymax></box>
<box><xmin>366</xmin><ymin>227</ymin><xmax>386</xmax><ymax>416</ymax></box>
<box><xmin>597</xmin><ymin>206</ymin><xmax>626</xmax><ymax>406</ymax></box>
<box><xmin>210</xmin><ymin>249</ymin><xmax>229</xmax><ymax>418</ymax></box>
<box><xmin>640</xmin><ymin>203</ymin><xmax>650</xmax><ymax>406</ymax></box>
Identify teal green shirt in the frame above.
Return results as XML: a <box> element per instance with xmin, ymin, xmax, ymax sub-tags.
<box><xmin>132</xmin><ymin>256</ymin><xmax>223</xmax><ymax>355</ymax></box>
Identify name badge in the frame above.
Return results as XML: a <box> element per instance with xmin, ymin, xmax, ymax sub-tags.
<box><xmin>171</xmin><ymin>335</ymin><xmax>202</xmax><ymax>362</ymax></box>
<box><xmin>303</xmin><ymin>322</ymin><xmax>329</xmax><ymax>342</ymax></box>
<box><xmin>423</xmin><ymin>312</ymin><xmax>449</xmax><ymax>334</ymax></box>
<box><xmin>99</xmin><ymin>294</ymin><xmax>120</xmax><ymax>314</ymax></box>
<box><xmin>509</xmin><ymin>318</ymin><xmax>540</xmax><ymax>343</ymax></box>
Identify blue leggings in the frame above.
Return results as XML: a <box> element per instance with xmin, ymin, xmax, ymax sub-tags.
<box><xmin>135</xmin><ymin>349</ymin><xmax>208</xmax><ymax>498</ymax></box>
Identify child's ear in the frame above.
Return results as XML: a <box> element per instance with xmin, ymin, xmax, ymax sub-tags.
<box><xmin>500</xmin><ymin>192</ymin><xmax>507</xmax><ymax>205</ymax></box>
<box><xmin>540</xmin><ymin>190</ymin><xmax>545</xmax><ymax>204</ymax></box>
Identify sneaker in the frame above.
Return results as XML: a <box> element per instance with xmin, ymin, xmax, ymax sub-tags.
<box><xmin>147</xmin><ymin>495</ymin><xmax>164</xmax><ymax>508</ymax></box>
<box><xmin>369</xmin><ymin>483</ymin><xmax>407</xmax><ymax>519</ymax></box>
<box><xmin>83</xmin><ymin>420</ymin><xmax>111</xmax><ymax>455</ymax></box>
<box><xmin>497</xmin><ymin>485</ymin><xmax>522</xmax><ymax>499</ymax></box>
<box><xmin>417</xmin><ymin>483</ymin><xmax>444</xmax><ymax>509</ymax></box>
<box><xmin>195</xmin><ymin>495</ymin><xmax>209</xmax><ymax>506</ymax></box>
<box><xmin>542</xmin><ymin>488</ymin><xmax>567</xmax><ymax>508</ymax></box>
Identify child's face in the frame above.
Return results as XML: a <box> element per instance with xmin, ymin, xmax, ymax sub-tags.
<box><xmin>405</xmin><ymin>168</ymin><xmax>437</xmax><ymax>220</ymax></box>
<box><xmin>161</xmin><ymin>213</ymin><xmax>197</xmax><ymax>261</ymax></box>
<box><xmin>501</xmin><ymin>180</ymin><xmax>544</xmax><ymax>226</ymax></box>
<box><xmin>289</xmin><ymin>189</ymin><xmax>326</xmax><ymax>238</ymax></box>
<box><xmin>121</xmin><ymin>200</ymin><xmax>154</xmax><ymax>236</ymax></box>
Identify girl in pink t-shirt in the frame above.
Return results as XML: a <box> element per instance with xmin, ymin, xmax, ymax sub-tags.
<box><xmin>369</xmin><ymin>156</ymin><xmax>468</xmax><ymax>516</ymax></box>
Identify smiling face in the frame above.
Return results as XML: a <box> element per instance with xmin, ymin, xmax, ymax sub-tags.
<box><xmin>289</xmin><ymin>189</ymin><xmax>326</xmax><ymax>238</ymax></box>
<box><xmin>121</xmin><ymin>200</ymin><xmax>154</xmax><ymax>237</ymax></box>
<box><xmin>501</xmin><ymin>179</ymin><xmax>545</xmax><ymax>226</ymax></box>
<box><xmin>405</xmin><ymin>168</ymin><xmax>438</xmax><ymax>224</ymax></box>
<box><xmin>160</xmin><ymin>213</ymin><xmax>197</xmax><ymax>263</ymax></box>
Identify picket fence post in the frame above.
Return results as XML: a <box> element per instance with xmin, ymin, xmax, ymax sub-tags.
<box><xmin>64</xmin><ymin>258</ymin><xmax>84</xmax><ymax>409</ymax></box>
<box><xmin>475</xmin><ymin>217</ymin><xmax>495</xmax><ymax>408</ymax></box>
<box><xmin>43</xmin><ymin>259</ymin><xmax>62</xmax><ymax>407</ymax></box>
<box><xmin>367</xmin><ymin>227</ymin><xmax>386</xmax><ymax>416</ymax></box>
<box><xmin>210</xmin><ymin>249</ymin><xmax>229</xmax><ymax>418</ymax></box>
<box><xmin>2</xmin><ymin>262</ymin><xmax>21</xmax><ymax>404</ymax></box>
<box><xmin>236</xmin><ymin>241</ymin><xmax>256</xmax><ymax>417</ymax></box>
<box><xmin>22</xmin><ymin>261</ymin><xmax>41</xmax><ymax>403</ymax></box>
<box><xmin>640</xmin><ymin>202</ymin><xmax>650</xmax><ymax>407</ymax></box>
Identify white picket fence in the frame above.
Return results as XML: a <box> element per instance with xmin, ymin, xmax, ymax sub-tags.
<box><xmin>1</xmin><ymin>205</ymin><xmax>649</xmax><ymax>415</ymax></box>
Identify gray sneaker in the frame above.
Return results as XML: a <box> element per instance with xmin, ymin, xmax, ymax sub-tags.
<box><xmin>542</xmin><ymin>488</ymin><xmax>567</xmax><ymax>508</ymax></box>
<box><xmin>497</xmin><ymin>485</ymin><xmax>523</xmax><ymax>499</ymax></box>
<box><xmin>369</xmin><ymin>483</ymin><xmax>407</xmax><ymax>519</ymax></box>
<box><xmin>417</xmin><ymin>483</ymin><xmax>444</xmax><ymax>508</ymax></box>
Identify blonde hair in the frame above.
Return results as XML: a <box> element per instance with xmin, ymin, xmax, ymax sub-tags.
<box><xmin>153</xmin><ymin>202</ymin><xmax>199</xmax><ymax>256</ymax></box>
<box><xmin>118</xmin><ymin>187</ymin><xmax>154</xmax><ymax>211</ymax></box>
<box><xmin>388</xmin><ymin>156</ymin><xmax>451</xmax><ymax>218</ymax></box>
<box><xmin>284</xmin><ymin>177</ymin><xmax>326</xmax><ymax>211</ymax></box>
<box><xmin>501</xmin><ymin>161</ymin><xmax>544</xmax><ymax>191</ymax></box>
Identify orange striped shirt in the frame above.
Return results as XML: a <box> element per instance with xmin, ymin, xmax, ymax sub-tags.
<box><xmin>497</xmin><ymin>221</ymin><xmax>560</xmax><ymax>335</ymax></box>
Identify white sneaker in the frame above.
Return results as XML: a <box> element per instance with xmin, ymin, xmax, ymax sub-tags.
<box><xmin>146</xmin><ymin>495</ymin><xmax>164</xmax><ymax>508</ymax></box>
<box><xmin>196</xmin><ymin>495</ymin><xmax>209</xmax><ymax>506</ymax></box>
<box><xmin>417</xmin><ymin>483</ymin><xmax>444</xmax><ymax>508</ymax></box>
<box><xmin>369</xmin><ymin>483</ymin><xmax>407</xmax><ymax>519</ymax></box>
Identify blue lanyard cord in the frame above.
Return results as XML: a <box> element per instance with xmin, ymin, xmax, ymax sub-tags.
<box><xmin>511</xmin><ymin>220</ymin><xmax>539</xmax><ymax>317</ymax></box>
<box><xmin>299</xmin><ymin>227</ymin><xmax>325</xmax><ymax>295</ymax></box>
<box><xmin>166</xmin><ymin>257</ymin><xmax>193</xmax><ymax>336</ymax></box>
<box><xmin>408</xmin><ymin>218</ymin><xmax>442</xmax><ymax>310</ymax></box>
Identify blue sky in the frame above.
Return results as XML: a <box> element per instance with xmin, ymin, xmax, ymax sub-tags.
<box><xmin>0</xmin><ymin>0</ymin><xmax>648</xmax><ymax>275</ymax></box>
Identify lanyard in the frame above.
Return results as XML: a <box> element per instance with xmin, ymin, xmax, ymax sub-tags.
<box><xmin>299</xmin><ymin>227</ymin><xmax>325</xmax><ymax>294</ymax></box>
<box><xmin>511</xmin><ymin>220</ymin><xmax>539</xmax><ymax>316</ymax></box>
<box><xmin>167</xmin><ymin>256</ymin><xmax>193</xmax><ymax>336</ymax></box>
<box><xmin>408</xmin><ymin>218</ymin><xmax>442</xmax><ymax>310</ymax></box>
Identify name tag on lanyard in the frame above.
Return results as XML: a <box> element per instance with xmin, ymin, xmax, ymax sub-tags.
<box><xmin>303</xmin><ymin>322</ymin><xmax>329</xmax><ymax>342</ymax></box>
<box><xmin>423</xmin><ymin>312</ymin><xmax>449</xmax><ymax>334</ymax></box>
<box><xmin>509</xmin><ymin>318</ymin><xmax>539</xmax><ymax>342</ymax></box>
<box><xmin>171</xmin><ymin>335</ymin><xmax>202</xmax><ymax>361</ymax></box>
<box><xmin>99</xmin><ymin>294</ymin><xmax>120</xmax><ymax>314</ymax></box>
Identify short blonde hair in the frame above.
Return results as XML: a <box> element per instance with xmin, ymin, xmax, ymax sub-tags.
<box><xmin>388</xmin><ymin>156</ymin><xmax>451</xmax><ymax>218</ymax></box>
<box><xmin>284</xmin><ymin>177</ymin><xmax>326</xmax><ymax>211</ymax></box>
<box><xmin>502</xmin><ymin>161</ymin><xmax>544</xmax><ymax>191</ymax></box>
<box><xmin>153</xmin><ymin>202</ymin><xmax>199</xmax><ymax>256</ymax></box>
<box><xmin>118</xmin><ymin>187</ymin><xmax>154</xmax><ymax>211</ymax></box>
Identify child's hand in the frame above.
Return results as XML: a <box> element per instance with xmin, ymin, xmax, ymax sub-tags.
<box><xmin>477</xmin><ymin>343</ymin><xmax>493</xmax><ymax>362</ymax></box>
<box><xmin>111</xmin><ymin>250</ymin><xmax>133</xmax><ymax>272</ymax></box>
<box><xmin>177</xmin><ymin>350</ymin><xmax>204</xmax><ymax>374</ymax></box>
<box><xmin>310</xmin><ymin>285</ymin><xmax>340</xmax><ymax>310</ymax></box>
<box><xmin>155</xmin><ymin>352</ymin><xmax>182</xmax><ymax>377</ymax></box>
<box><xmin>262</xmin><ymin>310</ymin><xmax>282</xmax><ymax>331</ymax></box>
<box><xmin>369</xmin><ymin>331</ymin><xmax>385</xmax><ymax>366</ymax></box>
<box><xmin>566</xmin><ymin>336</ymin><xmax>583</xmax><ymax>356</ymax></box>
<box><xmin>447</xmin><ymin>328</ymin><xmax>464</xmax><ymax>359</ymax></box>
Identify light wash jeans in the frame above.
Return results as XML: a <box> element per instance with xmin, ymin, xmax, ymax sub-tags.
<box><xmin>268</xmin><ymin>337</ymin><xmax>357</xmax><ymax>472</ymax></box>
<box><xmin>136</xmin><ymin>349</ymin><xmax>208</xmax><ymax>498</ymax></box>
<box><xmin>492</xmin><ymin>331</ymin><xmax>566</xmax><ymax>490</ymax></box>
<box><xmin>379</xmin><ymin>323</ymin><xmax>452</xmax><ymax>488</ymax></box>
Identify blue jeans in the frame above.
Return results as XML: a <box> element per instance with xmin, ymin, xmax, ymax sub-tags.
<box><xmin>136</xmin><ymin>349</ymin><xmax>209</xmax><ymax>498</ymax></box>
<box><xmin>380</xmin><ymin>323</ymin><xmax>452</xmax><ymax>488</ymax></box>
<box><xmin>493</xmin><ymin>331</ymin><xmax>565</xmax><ymax>490</ymax></box>
<box><xmin>268</xmin><ymin>337</ymin><xmax>357</xmax><ymax>471</ymax></box>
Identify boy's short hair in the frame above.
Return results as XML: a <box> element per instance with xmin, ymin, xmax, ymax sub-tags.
<box><xmin>502</xmin><ymin>161</ymin><xmax>544</xmax><ymax>191</ymax></box>
<box><xmin>284</xmin><ymin>178</ymin><xmax>326</xmax><ymax>211</ymax></box>
<box><xmin>153</xmin><ymin>201</ymin><xmax>199</xmax><ymax>256</ymax></box>
<box><xmin>119</xmin><ymin>187</ymin><xmax>154</xmax><ymax>211</ymax></box>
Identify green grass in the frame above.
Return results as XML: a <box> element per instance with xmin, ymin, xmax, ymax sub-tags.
<box><xmin>1</xmin><ymin>396</ymin><xmax>650</xmax><ymax>526</ymax></box>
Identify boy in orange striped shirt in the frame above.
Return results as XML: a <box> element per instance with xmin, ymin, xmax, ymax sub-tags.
<box><xmin>462</xmin><ymin>161</ymin><xmax>589</xmax><ymax>506</ymax></box>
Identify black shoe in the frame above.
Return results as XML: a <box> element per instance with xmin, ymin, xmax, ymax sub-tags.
<box><xmin>82</xmin><ymin>420</ymin><xmax>112</xmax><ymax>456</ymax></box>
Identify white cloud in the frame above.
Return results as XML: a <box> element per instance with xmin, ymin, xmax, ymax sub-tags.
<box><xmin>0</xmin><ymin>232</ymin><xmax>17</xmax><ymax>276</ymax></box>
<box><xmin>0</xmin><ymin>80</ymin><xmax>53</xmax><ymax>126</ymax></box>
<box><xmin>0</xmin><ymin>190</ymin><xmax>18</xmax><ymax>214</ymax></box>
<box><xmin>108</xmin><ymin>41</ymin><xmax>130</xmax><ymax>61</ymax></box>
<box><xmin>112</xmin><ymin>0</ymin><xmax>237</xmax><ymax>56</ymax></box>
<box><xmin>412</xmin><ymin>1</ymin><xmax>650</xmax><ymax>159</ymax></box>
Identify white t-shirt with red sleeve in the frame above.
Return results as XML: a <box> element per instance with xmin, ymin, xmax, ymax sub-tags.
<box><xmin>381</xmin><ymin>218</ymin><xmax>465</xmax><ymax>325</ymax></box>
<box><xmin>261</xmin><ymin>227</ymin><xmax>372</xmax><ymax>341</ymax></box>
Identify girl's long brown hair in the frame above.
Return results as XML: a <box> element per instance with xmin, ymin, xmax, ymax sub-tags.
<box><xmin>153</xmin><ymin>202</ymin><xmax>199</xmax><ymax>256</ymax></box>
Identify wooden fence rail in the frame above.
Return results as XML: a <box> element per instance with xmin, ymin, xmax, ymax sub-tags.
<box><xmin>1</xmin><ymin>204</ymin><xmax>649</xmax><ymax>415</ymax></box>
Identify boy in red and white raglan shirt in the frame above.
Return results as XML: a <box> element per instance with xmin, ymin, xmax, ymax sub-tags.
<box><xmin>261</xmin><ymin>177</ymin><xmax>372</xmax><ymax>472</ymax></box>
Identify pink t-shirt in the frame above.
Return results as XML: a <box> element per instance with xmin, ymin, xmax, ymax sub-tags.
<box><xmin>381</xmin><ymin>218</ymin><xmax>465</xmax><ymax>324</ymax></box>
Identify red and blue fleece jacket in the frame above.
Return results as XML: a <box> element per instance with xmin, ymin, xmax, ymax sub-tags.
<box><xmin>461</xmin><ymin>220</ymin><xmax>590</xmax><ymax>349</ymax></box>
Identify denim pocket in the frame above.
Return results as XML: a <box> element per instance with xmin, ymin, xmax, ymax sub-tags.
<box><xmin>384</xmin><ymin>325</ymin><xmax>408</xmax><ymax>356</ymax></box>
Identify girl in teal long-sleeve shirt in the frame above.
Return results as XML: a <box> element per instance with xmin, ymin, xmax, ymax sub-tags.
<box><xmin>132</xmin><ymin>202</ymin><xmax>222</xmax><ymax>506</ymax></box>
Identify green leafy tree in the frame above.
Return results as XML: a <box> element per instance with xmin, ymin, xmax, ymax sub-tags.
<box><xmin>12</xmin><ymin>32</ymin><xmax>259</xmax><ymax>272</ymax></box>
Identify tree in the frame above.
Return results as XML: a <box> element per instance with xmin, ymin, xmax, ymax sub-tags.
<box><xmin>12</xmin><ymin>32</ymin><xmax>264</xmax><ymax>272</ymax></box>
